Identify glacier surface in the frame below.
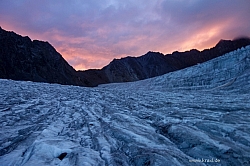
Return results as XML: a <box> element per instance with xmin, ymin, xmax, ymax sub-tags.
<box><xmin>0</xmin><ymin>45</ymin><xmax>250</xmax><ymax>165</ymax></box>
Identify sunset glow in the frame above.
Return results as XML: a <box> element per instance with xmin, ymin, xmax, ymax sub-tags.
<box><xmin>0</xmin><ymin>0</ymin><xmax>249</xmax><ymax>70</ymax></box>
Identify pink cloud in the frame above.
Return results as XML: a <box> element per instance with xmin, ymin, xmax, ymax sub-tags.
<box><xmin>0</xmin><ymin>0</ymin><xmax>249</xmax><ymax>70</ymax></box>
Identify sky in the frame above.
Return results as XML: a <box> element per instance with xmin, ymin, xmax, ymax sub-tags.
<box><xmin>0</xmin><ymin>0</ymin><xmax>250</xmax><ymax>70</ymax></box>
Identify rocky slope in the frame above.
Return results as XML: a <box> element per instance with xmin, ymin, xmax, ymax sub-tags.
<box><xmin>101</xmin><ymin>38</ymin><xmax>250</xmax><ymax>83</ymax></box>
<box><xmin>0</xmin><ymin>27</ymin><xmax>89</xmax><ymax>86</ymax></box>
<box><xmin>1</xmin><ymin>27</ymin><xmax>250</xmax><ymax>87</ymax></box>
<box><xmin>101</xmin><ymin>45</ymin><xmax>250</xmax><ymax>92</ymax></box>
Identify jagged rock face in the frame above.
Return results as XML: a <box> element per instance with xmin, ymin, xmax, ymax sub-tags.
<box><xmin>102</xmin><ymin>52</ymin><xmax>175</xmax><ymax>83</ymax></box>
<box><xmin>101</xmin><ymin>52</ymin><xmax>180</xmax><ymax>83</ymax></box>
<box><xmin>0</xmin><ymin>27</ymin><xmax>88</xmax><ymax>86</ymax></box>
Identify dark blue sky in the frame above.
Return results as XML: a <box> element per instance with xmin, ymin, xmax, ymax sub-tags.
<box><xmin>1</xmin><ymin>0</ymin><xmax>250</xmax><ymax>70</ymax></box>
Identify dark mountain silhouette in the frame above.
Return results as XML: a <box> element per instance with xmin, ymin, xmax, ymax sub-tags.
<box><xmin>98</xmin><ymin>38</ymin><xmax>250</xmax><ymax>84</ymax></box>
<box><xmin>1</xmin><ymin>27</ymin><xmax>250</xmax><ymax>87</ymax></box>
<box><xmin>0</xmin><ymin>27</ymin><xmax>90</xmax><ymax>86</ymax></box>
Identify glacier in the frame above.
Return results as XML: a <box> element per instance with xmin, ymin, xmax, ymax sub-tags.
<box><xmin>0</xmin><ymin>45</ymin><xmax>250</xmax><ymax>165</ymax></box>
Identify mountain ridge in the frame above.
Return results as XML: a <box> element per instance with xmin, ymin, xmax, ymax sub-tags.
<box><xmin>1</xmin><ymin>26</ymin><xmax>250</xmax><ymax>87</ymax></box>
<box><xmin>100</xmin><ymin>44</ymin><xmax>250</xmax><ymax>93</ymax></box>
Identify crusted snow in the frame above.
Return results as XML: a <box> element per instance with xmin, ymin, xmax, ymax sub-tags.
<box><xmin>0</xmin><ymin>45</ymin><xmax>250</xmax><ymax>165</ymax></box>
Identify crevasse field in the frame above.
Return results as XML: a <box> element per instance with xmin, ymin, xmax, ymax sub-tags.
<box><xmin>0</xmin><ymin>46</ymin><xmax>250</xmax><ymax>166</ymax></box>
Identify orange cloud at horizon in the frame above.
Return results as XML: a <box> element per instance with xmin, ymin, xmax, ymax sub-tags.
<box><xmin>58</xmin><ymin>47</ymin><xmax>114</xmax><ymax>71</ymax></box>
<box><xmin>171</xmin><ymin>19</ymin><xmax>233</xmax><ymax>53</ymax></box>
